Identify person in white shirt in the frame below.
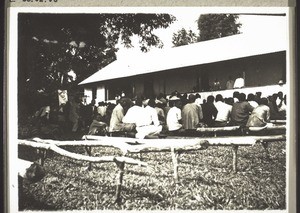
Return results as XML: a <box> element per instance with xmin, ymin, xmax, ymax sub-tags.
<box><xmin>276</xmin><ymin>92</ymin><xmax>286</xmax><ymax>112</ymax></box>
<box><xmin>247</xmin><ymin>93</ymin><xmax>259</xmax><ymax>108</ymax></box>
<box><xmin>135</xmin><ymin>99</ymin><xmax>162</xmax><ymax>139</ymax></box>
<box><xmin>109</xmin><ymin>98</ymin><xmax>135</xmax><ymax>132</ymax></box>
<box><xmin>214</xmin><ymin>94</ymin><xmax>232</xmax><ymax>127</ymax></box>
<box><xmin>233</xmin><ymin>91</ymin><xmax>240</xmax><ymax>103</ymax></box>
<box><xmin>233</xmin><ymin>74</ymin><xmax>245</xmax><ymax>89</ymax></box>
<box><xmin>97</xmin><ymin>102</ymin><xmax>107</xmax><ymax>117</ymax></box>
<box><xmin>122</xmin><ymin>97</ymin><xmax>145</xmax><ymax>127</ymax></box>
<box><xmin>166</xmin><ymin>96</ymin><xmax>182</xmax><ymax>132</ymax></box>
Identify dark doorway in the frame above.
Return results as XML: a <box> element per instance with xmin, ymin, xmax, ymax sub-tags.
<box><xmin>200</xmin><ymin>71</ymin><xmax>210</xmax><ymax>92</ymax></box>
<box><xmin>144</xmin><ymin>77</ymin><xmax>154</xmax><ymax>98</ymax></box>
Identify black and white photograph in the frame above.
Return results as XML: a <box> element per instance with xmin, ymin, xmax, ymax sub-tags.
<box><xmin>6</xmin><ymin>6</ymin><xmax>295</xmax><ymax>212</ymax></box>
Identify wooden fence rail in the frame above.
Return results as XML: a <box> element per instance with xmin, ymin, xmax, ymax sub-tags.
<box><xmin>18</xmin><ymin>139</ymin><xmax>147</xmax><ymax>202</ymax></box>
<box><xmin>18</xmin><ymin>133</ymin><xmax>286</xmax><ymax>202</ymax></box>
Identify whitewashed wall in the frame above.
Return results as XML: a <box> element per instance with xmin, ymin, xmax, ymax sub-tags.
<box><xmin>96</xmin><ymin>85</ymin><xmax>105</xmax><ymax>103</ymax></box>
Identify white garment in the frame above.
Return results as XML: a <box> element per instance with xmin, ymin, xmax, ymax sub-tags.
<box><xmin>122</xmin><ymin>105</ymin><xmax>145</xmax><ymax>126</ymax></box>
<box><xmin>214</xmin><ymin>101</ymin><xmax>232</xmax><ymax>122</ymax></box>
<box><xmin>167</xmin><ymin>106</ymin><xmax>182</xmax><ymax>131</ymax></box>
<box><xmin>276</xmin><ymin>98</ymin><xmax>286</xmax><ymax>112</ymax></box>
<box><xmin>143</xmin><ymin>106</ymin><xmax>160</xmax><ymax>126</ymax></box>
<box><xmin>248</xmin><ymin>101</ymin><xmax>259</xmax><ymax>109</ymax></box>
<box><xmin>233</xmin><ymin>77</ymin><xmax>245</xmax><ymax>88</ymax></box>
<box><xmin>40</xmin><ymin>106</ymin><xmax>50</xmax><ymax>118</ymax></box>
<box><xmin>135</xmin><ymin>125</ymin><xmax>162</xmax><ymax>139</ymax></box>
<box><xmin>135</xmin><ymin>106</ymin><xmax>162</xmax><ymax>138</ymax></box>
<box><xmin>97</xmin><ymin>106</ymin><xmax>107</xmax><ymax>117</ymax></box>
<box><xmin>195</xmin><ymin>97</ymin><xmax>203</xmax><ymax>106</ymax></box>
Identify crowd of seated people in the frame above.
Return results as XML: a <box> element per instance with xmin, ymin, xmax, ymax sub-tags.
<box><xmin>84</xmin><ymin>90</ymin><xmax>286</xmax><ymax>138</ymax></box>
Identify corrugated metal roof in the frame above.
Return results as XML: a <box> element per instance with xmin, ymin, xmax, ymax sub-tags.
<box><xmin>79</xmin><ymin>33</ymin><xmax>287</xmax><ymax>85</ymax></box>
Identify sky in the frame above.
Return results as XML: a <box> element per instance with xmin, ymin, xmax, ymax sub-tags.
<box><xmin>116</xmin><ymin>11</ymin><xmax>288</xmax><ymax>57</ymax></box>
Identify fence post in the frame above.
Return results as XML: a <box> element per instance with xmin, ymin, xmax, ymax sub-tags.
<box><xmin>232</xmin><ymin>145</ymin><xmax>239</xmax><ymax>173</ymax></box>
<box><xmin>85</xmin><ymin>146</ymin><xmax>93</xmax><ymax>170</ymax></box>
<box><xmin>261</xmin><ymin>142</ymin><xmax>270</xmax><ymax>160</ymax></box>
<box><xmin>114</xmin><ymin>161</ymin><xmax>125</xmax><ymax>203</ymax></box>
<box><xmin>171</xmin><ymin>147</ymin><xmax>180</xmax><ymax>184</ymax></box>
<box><xmin>37</xmin><ymin>149</ymin><xmax>47</xmax><ymax>166</ymax></box>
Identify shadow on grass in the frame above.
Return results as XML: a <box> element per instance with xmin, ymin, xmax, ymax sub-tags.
<box><xmin>119</xmin><ymin>186</ymin><xmax>165</xmax><ymax>204</ymax></box>
<box><xmin>183</xmin><ymin>175</ymin><xmax>225</xmax><ymax>187</ymax></box>
<box><xmin>19</xmin><ymin>192</ymin><xmax>57</xmax><ymax>211</ymax></box>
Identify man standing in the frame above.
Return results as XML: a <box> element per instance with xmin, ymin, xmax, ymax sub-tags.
<box><xmin>226</xmin><ymin>76</ymin><xmax>235</xmax><ymax>89</ymax></box>
<box><xmin>233</xmin><ymin>73</ymin><xmax>245</xmax><ymax>89</ymax></box>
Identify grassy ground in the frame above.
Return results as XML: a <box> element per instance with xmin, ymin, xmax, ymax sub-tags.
<box><xmin>20</xmin><ymin>141</ymin><xmax>286</xmax><ymax>210</ymax></box>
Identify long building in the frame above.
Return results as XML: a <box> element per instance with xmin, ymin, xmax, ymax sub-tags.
<box><xmin>79</xmin><ymin>32</ymin><xmax>287</xmax><ymax>103</ymax></box>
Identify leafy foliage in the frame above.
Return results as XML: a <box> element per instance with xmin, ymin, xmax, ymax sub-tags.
<box><xmin>197</xmin><ymin>14</ymin><xmax>241</xmax><ymax>41</ymax></box>
<box><xmin>18</xmin><ymin>13</ymin><xmax>176</xmax><ymax>116</ymax></box>
<box><xmin>172</xmin><ymin>28</ymin><xmax>198</xmax><ymax>47</ymax></box>
<box><xmin>171</xmin><ymin>14</ymin><xmax>241</xmax><ymax>47</ymax></box>
<box><xmin>20</xmin><ymin>142</ymin><xmax>286</xmax><ymax>210</ymax></box>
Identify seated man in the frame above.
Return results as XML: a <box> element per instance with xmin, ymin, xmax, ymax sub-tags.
<box><xmin>88</xmin><ymin>114</ymin><xmax>107</xmax><ymax>135</ymax></box>
<box><xmin>202</xmin><ymin>95</ymin><xmax>218</xmax><ymax>127</ymax></box>
<box><xmin>230</xmin><ymin>93</ymin><xmax>254</xmax><ymax>126</ymax></box>
<box><xmin>214</xmin><ymin>94</ymin><xmax>232</xmax><ymax>127</ymax></box>
<box><xmin>181</xmin><ymin>94</ymin><xmax>203</xmax><ymax>130</ymax></box>
<box><xmin>246</xmin><ymin>97</ymin><xmax>270</xmax><ymax>127</ymax></box>
<box><xmin>122</xmin><ymin>97</ymin><xmax>144</xmax><ymax>126</ymax></box>
<box><xmin>155</xmin><ymin>99</ymin><xmax>166</xmax><ymax>125</ymax></box>
<box><xmin>166</xmin><ymin>96</ymin><xmax>183</xmax><ymax>134</ymax></box>
<box><xmin>109</xmin><ymin>98</ymin><xmax>136</xmax><ymax>132</ymax></box>
<box><xmin>135</xmin><ymin>99</ymin><xmax>162</xmax><ymax>139</ymax></box>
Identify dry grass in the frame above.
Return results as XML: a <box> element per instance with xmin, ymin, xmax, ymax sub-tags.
<box><xmin>20</xmin><ymin>141</ymin><xmax>286</xmax><ymax>210</ymax></box>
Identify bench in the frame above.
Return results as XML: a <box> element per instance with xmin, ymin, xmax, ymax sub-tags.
<box><xmin>82</xmin><ymin>134</ymin><xmax>286</xmax><ymax>179</ymax></box>
<box><xmin>196</xmin><ymin>125</ymin><xmax>286</xmax><ymax>137</ymax></box>
<box><xmin>270</xmin><ymin>120</ymin><xmax>286</xmax><ymax>125</ymax></box>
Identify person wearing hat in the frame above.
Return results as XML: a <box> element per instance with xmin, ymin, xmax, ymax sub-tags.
<box><xmin>181</xmin><ymin>94</ymin><xmax>203</xmax><ymax>130</ymax></box>
<box><xmin>166</xmin><ymin>96</ymin><xmax>183</xmax><ymax>133</ymax></box>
